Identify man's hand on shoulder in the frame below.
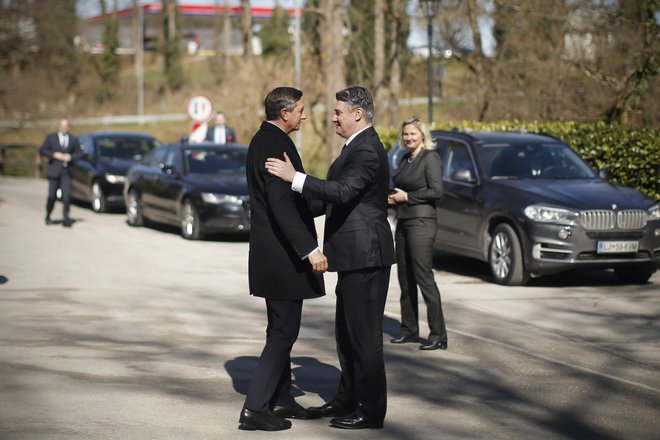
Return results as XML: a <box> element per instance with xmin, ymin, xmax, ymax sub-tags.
<box><xmin>265</xmin><ymin>152</ymin><xmax>296</xmax><ymax>183</ymax></box>
<box><xmin>308</xmin><ymin>249</ymin><xmax>328</xmax><ymax>274</ymax></box>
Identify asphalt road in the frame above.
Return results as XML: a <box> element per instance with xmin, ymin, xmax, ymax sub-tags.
<box><xmin>1</xmin><ymin>176</ymin><xmax>659</xmax><ymax>440</ymax></box>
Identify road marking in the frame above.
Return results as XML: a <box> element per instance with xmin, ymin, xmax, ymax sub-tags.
<box><xmin>384</xmin><ymin>311</ymin><xmax>660</xmax><ymax>395</ymax></box>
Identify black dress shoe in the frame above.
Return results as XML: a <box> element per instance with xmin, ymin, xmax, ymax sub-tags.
<box><xmin>390</xmin><ymin>335</ymin><xmax>419</xmax><ymax>344</ymax></box>
<box><xmin>308</xmin><ymin>402</ymin><xmax>348</xmax><ymax>418</ymax></box>
<box><xmin>273</xmin><ymin>401</ymin><xmax>322</xmax><ymax>419</ymax></box>
<box><xmin>62</xmin><ymin>218</ymin><xmax>73</xmax><ymax>228</ymax></box>
<box><xmin>238</xmin><ymin>408</ymin><xmax>291</xmax><ymax>431</ymax></box>
<box><xmin>330</xmin><ymin>411</ymin><xmax>383</xmax><ymax>430</ymax></box>
<box><xmin>420</xmin><ymin>340</ymin><xmax>447</xmax><ymax>350</ymax></box>
<box><xmin>45</xmin><ymin>217</ymin><xmax>53</xmax><ymax>225</ymax></box>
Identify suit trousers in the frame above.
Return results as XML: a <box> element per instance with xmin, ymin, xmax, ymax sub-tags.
<box><xmin>46</xmin><ymin>172</ymin><xmax>72</xmax><ymax>220</ymax></box>
<box><xmin>244</xmin><ymin>298</ymin><xmax>302</xmax><ymax>412</ymax></box>
<box><xmin>332</xmin><ymin>266</ymin><xmax>390</xmax><ymax>423</ymax></box>
<box><xmin>395</xmin><ymin>217</ymin><xmax>447</xmax><ymax>343</ymax></box>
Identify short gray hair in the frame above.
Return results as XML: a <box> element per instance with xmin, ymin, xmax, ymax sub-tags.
<box><xmin>336</xmin><ymin>86</ymin><xmax>374</xmax><ymax>122</ymax></box>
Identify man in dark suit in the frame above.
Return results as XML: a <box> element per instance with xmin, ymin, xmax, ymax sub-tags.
<box><xmin>239</xmin><ymin>87</ymin><xmax>328</xmax><ymax>431</ymax></box>
<box><xmin>39</xmin><ymin>119</ymin><xmax>80</xmax><ymax>227</ymax></box>
<box><xmin>205</xmin><ymin>112</ymin><xmax>237</xmax><ymax>144</ymax></box>
<box><xmin>265</xmin><ymin>86</ymin><xmax>396</xmax><ymax>430</ymax></box>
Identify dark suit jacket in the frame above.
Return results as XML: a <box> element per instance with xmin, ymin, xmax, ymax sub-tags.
<box><xmin>246</xmin><ymin>121</ymin><xmax>325</xmax><ymax>300</ymax></box>
<box><xmin>39</xmin><ymin>132</ymin><xmax>81</xmax><ymax>178</ymax></box>
<box><xmin>302</xmin><ymin>126</ymin><xmax>395</xmax><ymax>272</ymax></box>
<box><xmin>392</xmin><ymin>149</ymin><xmax>443</xmax><ymax>219</ymax></box>
<box><xmin>205</xmin><ymin>124</ymin><xmax>237</xmax><ymax>143</ymax></box>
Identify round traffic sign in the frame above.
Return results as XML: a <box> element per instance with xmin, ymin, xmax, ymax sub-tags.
<box><xmin>186</xmin><ymin>94</ymin><xmax>214</xmax><ymax>122</ymax></box>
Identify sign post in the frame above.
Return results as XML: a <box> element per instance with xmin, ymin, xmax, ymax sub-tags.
<box><xmin>186</xmin><ymin>94</ymin><xmax>214</xmax><ymax>142</ymax></box>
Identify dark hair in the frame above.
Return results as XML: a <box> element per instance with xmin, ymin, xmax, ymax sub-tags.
<box><xmin>335</xmin><ymin>86</ymin><xmax>374</xmax><ymax>122</ymax></box>
<box><xmin>264</xmin><ymin>87</ymin><xmax>303</xmax><ymax>121</ymax></box>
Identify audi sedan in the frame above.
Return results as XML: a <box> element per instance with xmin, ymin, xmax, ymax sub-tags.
<box><xmin>123</xmin><ymin>142</ymin><xmax>250</xmax><ymax>240</ymax></box>
<box><xmin>73</xmin><ymin>132</ymin><xmax>161</xmax><ymax>212</ymax></box>
<box><xmin>389</xmin><ymin>130</ymin><xmax>660</xmax><ymax>285</ymax></box>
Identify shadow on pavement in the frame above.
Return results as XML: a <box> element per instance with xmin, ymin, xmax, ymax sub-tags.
<box><xmin>224</xmin><ymin>356</ymin><xmax>340</xmax><ymax>403</ymax></box>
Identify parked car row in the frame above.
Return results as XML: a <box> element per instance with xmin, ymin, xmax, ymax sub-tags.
<box><xmin>73</xmin><ymin>132</ymin><xmax>161</xmax><ymax>212</ymax></box>
<box><xmin>388</xmin><ymin>130</ymin><xmax>660</xmax><ymax>285</ymax></box>
<box><xmin>69</xmin><ymin>131</ymin><xmax>250</xmax><ymax>240</ymax></box>
<box><xmin>68</xmin><ymin>130</ymin><xmax>659</xmax><ymax>286</ymax></box>
<box><xmin>123</xmin><ymin>141</ymin><xmax>250</xmax><ymax>239</ymax></box>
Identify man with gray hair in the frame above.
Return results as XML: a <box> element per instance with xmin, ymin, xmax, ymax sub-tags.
<box><xmin>266</xmin><ymin>86</ymin><xmax>395</xmax><ymax>429</ymax></box>
<box><xmin>240</xmin><ymin>86</ymin><xmax>328</xmax><ymax>431</ymax></box>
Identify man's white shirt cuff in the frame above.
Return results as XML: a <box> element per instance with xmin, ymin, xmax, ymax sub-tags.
<box><xmin>292</xmin><ymin>172</ymin><xmax>307</xmax><ymax>193</ymax></box>
<box><xmin>303</xmin><ymin>247</ymin><xmax>320</xmax><ymax>260</ymax></box>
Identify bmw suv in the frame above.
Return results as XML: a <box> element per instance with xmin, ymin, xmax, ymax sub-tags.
<box><xmin>388</xmin><ymin>130</ymin><xmax>660</xmax><ymax>285</ymax></box>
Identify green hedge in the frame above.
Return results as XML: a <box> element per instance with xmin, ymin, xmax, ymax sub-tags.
<box><xmin>377</xmin><ymin>121</ymin><xmax>659</xmax><ymax>202</ymax></box>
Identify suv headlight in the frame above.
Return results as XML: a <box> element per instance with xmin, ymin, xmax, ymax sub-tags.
<box><xmin>201</xmin><ymin>193</ymin><xmax>241</xmax><ymax>205</ymax></box>
<box><xmin>524</xmin><ymin>204</ymin><xmax>579</xmax><ymax>225</ymax></box>
<box><xmin>105</xmin><ymin>173</ymin><xmax>125</xmax><ymax>184</ymax></box>
<box><xmin>648</xmin><ymin>204</ymin><xmax>660</xmax><ymax>221</ymax></box>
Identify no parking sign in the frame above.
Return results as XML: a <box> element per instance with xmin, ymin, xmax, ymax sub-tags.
<box><xmin>186</xmin><ymin>94</ymin><xmax>214</xmax><ymax>122</ymax></box>
<box><xmin>186</xmin><ymin>94</ymin><xmax>214</xmax><ymax>142</ymax></box>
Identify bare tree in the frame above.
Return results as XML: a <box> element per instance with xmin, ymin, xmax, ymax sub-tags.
<box><xmin>241</xmin><ymin>0</ymin><xmax>253</xmax><ymax>59</ymax></box>
<box><xmin>223</xmin><ymin>0</ymin><xmax>231</xmax><ymax>75</ymax></box>
<box><xmin>321</xmin><ymin>0</ymin><xmax>347</xmax><ymax>162</ymax></box>
<box><xmin>374</xmin><ymin>0</ymin><xmax>387</xmax><ymax>121</ymax></box>
<box><xmin>599</xmin><ymin>0</ymin><xmax>658</xmax><ymax>124</ymax></box>
<box><xmin>386</xmin><ymin>0</ymin><xmax>407</xmax><ymax>126</ymax></box>
<box><xmin>161</xmin><ymin>0</ymin><xmax>183</xmax><ymax>91</ymax></box>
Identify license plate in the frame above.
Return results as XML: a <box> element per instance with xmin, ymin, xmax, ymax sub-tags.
<box><xmin>597</xmin><ymin>241</ymin><xmax>639</xmax><ymax>254</ymax></box>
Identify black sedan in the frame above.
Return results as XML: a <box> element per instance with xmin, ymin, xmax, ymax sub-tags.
<box><xmin>389</xmin><ymin>130</ymin><xmax>660</xmax><ymax>285</ymax></box>
<box><xmin>72</xmin><ymin>132</ymin><xmax>161</xmax><ymax>212</ymax></box>
<box><xmin>123</xmin><ymin>142</ymin><xmax>250</xmax><ymax>239</ymax></box>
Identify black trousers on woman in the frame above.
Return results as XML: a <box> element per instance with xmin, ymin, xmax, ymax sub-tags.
<box><xmin>395</xmin><ymin>217</ymin><xmax>447</xmax><ymax>343</ymax></box>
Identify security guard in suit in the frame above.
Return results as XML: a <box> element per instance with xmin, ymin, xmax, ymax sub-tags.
<box><xmin>39</xmin><ymin>119</ymin><xmax>80</xmax><ymax>227</ymax></box>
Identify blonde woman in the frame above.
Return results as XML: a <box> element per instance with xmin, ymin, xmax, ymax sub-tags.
<box><xmin>388</xmin><ymin>117</ymin><xmax>447</xmax><ymax>350</ymax></box>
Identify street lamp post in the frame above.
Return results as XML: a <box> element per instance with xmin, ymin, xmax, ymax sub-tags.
<box><xmin>420</xmin><ymin>0</ymin><xmax>440</xmax><ymax>126</ymax></box>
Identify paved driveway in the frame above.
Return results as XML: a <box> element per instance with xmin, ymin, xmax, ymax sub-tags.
<box><xmin>1</xmin><ymin>176</ymin><xmax>659</xmax><ymax>439</ymax></box>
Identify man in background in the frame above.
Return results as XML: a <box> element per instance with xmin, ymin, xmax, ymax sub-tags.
<box><xmin>205</xmin><ymin>112</ymin><xmax>237</xmax><ymax>144</ymax></box>
<box><xmin>39</xmin><ymin>119</ymin><xmax>80</xmax><ymax>227</ymax></box>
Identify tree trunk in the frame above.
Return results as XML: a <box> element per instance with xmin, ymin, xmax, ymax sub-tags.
<box><xmin>132</xmin><ymin>0</ymin><xmax>139</xmax><ymax>56</ymax></box>
<box><xmin>321</xmin><ymin>0</ymin><xmax>346</xmax><ymax>162</ymax></box>
<box><xmin>241</xmin><ymin>0</ymin><xmax>253</xmax><ymax>59</ymax></box>
<box><xmin>222</xmin><ymin>0</ymin><xmax>231</xmax><ymax>75</ymax></box>
<box><xmin>372</xmin><ymin>0</ymin><xmax>389</xmax><ymax>124</ymax></box>
<box><xmin>387</xmin><ymin>0</ymin><xmax>404</xmax><ymax>127</ymax></box>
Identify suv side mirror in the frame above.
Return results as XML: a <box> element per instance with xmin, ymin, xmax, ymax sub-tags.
<box><xmin>451</xmin><ymin>168</ymin><xmax>476</xmax><ymax>184</ymax></box>
<box><xmin>598</xmin><ymin>169</ymin><xmax>609</xmax><ymax>180</ymax></box>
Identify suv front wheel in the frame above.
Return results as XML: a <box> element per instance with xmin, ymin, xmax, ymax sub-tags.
<box><xmin>489</xmin><ymin>223</ymin><xmax>529</xmax><ymax>286</ymax></box>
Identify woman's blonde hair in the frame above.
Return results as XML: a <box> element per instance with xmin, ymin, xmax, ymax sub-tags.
<box><xmin>399</xmin><ymin>116</ymin><xmax>436</xmax><ymax>150</ymax></box>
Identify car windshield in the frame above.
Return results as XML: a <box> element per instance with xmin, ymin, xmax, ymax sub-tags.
<box><xmin>185</xmin><ymin>148</ymin><xmax>247</xmax><ymax>174</ymax></box>
<box><xmin>96</xmin><ymin>136</ymin><xmax>158</xmax><ymax>161</ymax></box>
<box><xmin>481</xmin><ymin>142</ymin><xmax>597</xmax><ymax>179</ymax></box>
